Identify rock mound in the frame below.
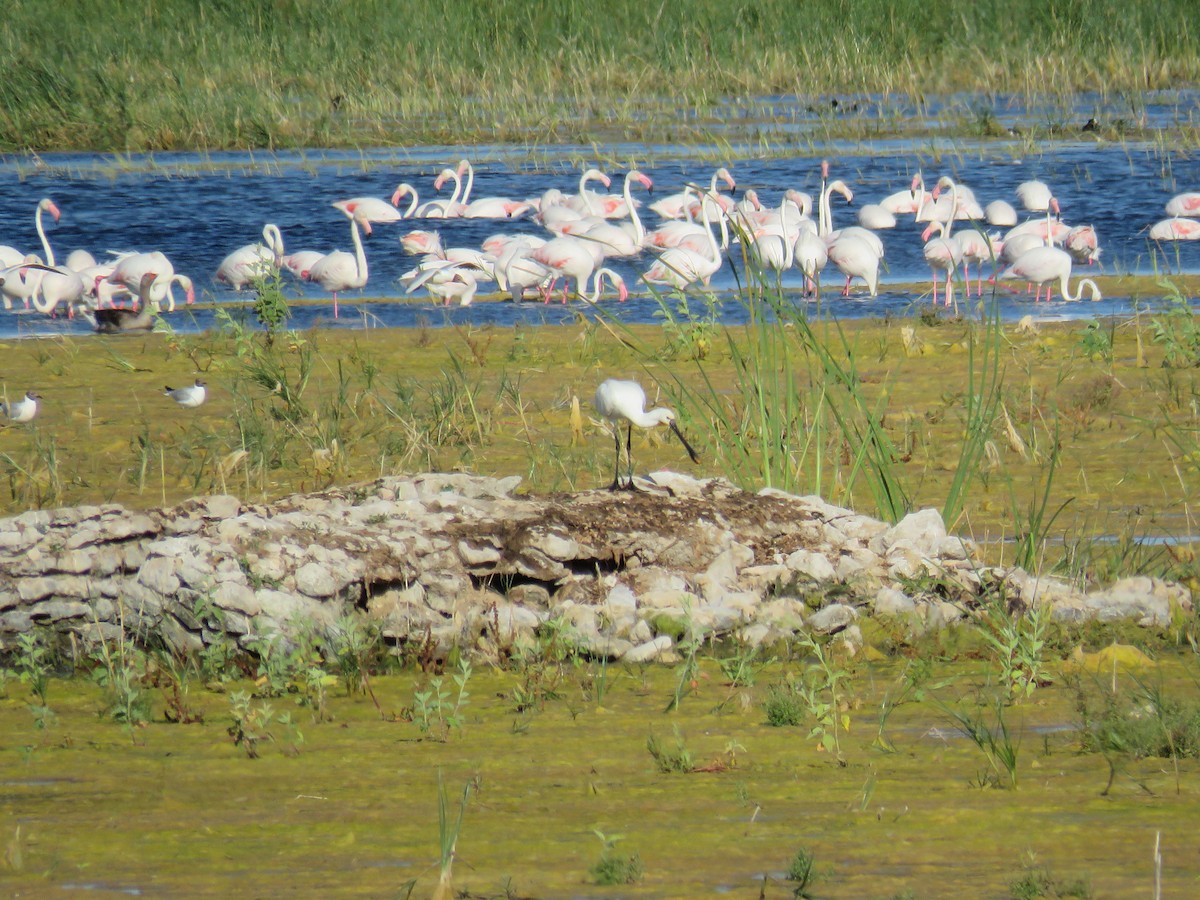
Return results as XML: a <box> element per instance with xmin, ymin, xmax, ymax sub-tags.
<box><xmin>0</xmin><ymin>473</ymin><xmax>1190</xmax><ymax>663</ymax></box>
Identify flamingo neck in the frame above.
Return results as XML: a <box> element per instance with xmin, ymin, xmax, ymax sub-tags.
<box><xmin>398</xmin><ymin>186</ymin><xmax>418</xmax><ymax>218</ymax></box>
<box><xmin>36</xmin><ymin>206</ymin><xmax>55</xmax><ymax>267</ymax></box>
<box><xmin>625</xmin><ymin>173</ymin><xmax>645</xmax><ymax>244</ymax></box>
<box><xmin>350</xmin><ymin>216</ymin><xmax>367</xmax><ymax>280</ymax></box>
<box><xmin>460</xmin><ymin>163</ymin><xmax>474</xmax><ymax>206</ymax></box>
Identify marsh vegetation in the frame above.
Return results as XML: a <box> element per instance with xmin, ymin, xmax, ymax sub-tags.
<box><xmin>2</xmin><ymin>0</ymin><xmax>1199</xmax><ymax>151</ymax></box>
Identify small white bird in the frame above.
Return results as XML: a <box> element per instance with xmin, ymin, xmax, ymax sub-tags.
<box><xmin>164</xmin><ymin>379</ymin><xmax>207</xmax><ymax>408</ymax></box>
<box><xmin>0</xmin><ymin>390</ymin><xmax>40</xmax><ymax>423</ymax></box>
<box><xmin>594</xmin><ymin>379</ymin><xmax>700</xmax><ymax>491</ymax></box>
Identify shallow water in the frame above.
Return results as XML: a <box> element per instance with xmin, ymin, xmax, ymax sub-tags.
<box><xmin>2</xmin><ymin>130</ymin><xmax>1200</xmax><ymax>339</ymax></box>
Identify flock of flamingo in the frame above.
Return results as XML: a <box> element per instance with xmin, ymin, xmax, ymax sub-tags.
<box><xmin>3</xmin><ymin>156</ymin><xmax>1200</xmax><ymax>331</ymax></box>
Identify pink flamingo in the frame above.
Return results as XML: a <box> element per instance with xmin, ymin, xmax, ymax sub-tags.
<box><xmin>997</xmin><ymin>246</ymin><xmax>1101</xmax><ymax>302</ymax></box>
<box><xmin>215</xmin><ymin>224</ymin><xmax>284</xmax><ymax>289</ymax></box>
<box><xmin>642</xmin><ymin>196</ymin><xmax>723</xmax><ymax>290</ymax></box>
<box><xmin>649</xmin><ymin>167</ymin><xmax>736</xmax><ymax>220</ymax></box>
<box><xmin>307</xmin><ymin>208</ymin><xmax>368</xmax><ymax>318</ymax></box>
<box><xmin>529</xmin><ymin>235</ymin><xmax>605</xmax><ymax>302</ymax></box>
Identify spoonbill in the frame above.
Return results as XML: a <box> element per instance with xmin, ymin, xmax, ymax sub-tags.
<box><xmin>593</xmin><ymin>379</ymin><xmax>700</xmax><ymax>491</ymax></box>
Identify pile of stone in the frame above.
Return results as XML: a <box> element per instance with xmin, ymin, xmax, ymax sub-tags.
<box><xmin>0</xmin><ymin>473</ymin><xmax>1190</xmax><ymax>663</ymax></box>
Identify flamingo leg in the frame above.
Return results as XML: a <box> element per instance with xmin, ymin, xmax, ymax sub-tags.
<box><xmin>333</xmin><ymin>291</ymin><xmax>339</xmax><ymax>319</ymax></box>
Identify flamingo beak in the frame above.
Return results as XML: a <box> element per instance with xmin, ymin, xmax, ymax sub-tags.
<box><xmin>186</xmin><ymin>284</ymin><xmax>195</xmax><ymax>305</ymax></box>
<box><xmin>617</xmin><ymin>280</ymin><xmax>629</xmax><ymax>303</ymax></box>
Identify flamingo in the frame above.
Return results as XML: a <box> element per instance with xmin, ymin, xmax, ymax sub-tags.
<box><xmin>561</xmin><ymin>169</ymin><xmax>614</xmax><ymax>217</ymax></box>
<box><xmin>0</xmin><ymin>198</ymin><xmax>60</xmax><ymax>267</ymax></box>
<box><xmin>953</xmin><ymin>228</ymin><xmax>1000</xmax><ymax>298</ymax></box>
<box><xmin>569</xmin><ymin>170</ymin><xmax>654</xmax><ymax>257</ymax></box>
<box><xmin>0</xmin><ymin>198</ymin><xmax>61</xmax><ymax>308</ymax></box>
<box><xmin>1016</xmin><ymin>180</ymin><xmax>1054</xmax><ymax>212</ymax></box>
<box><xmin>418</xmin><ymin>166</ymin><xmax>469</xmax><ymax>218</ymax></box>
<box><xmin>642</xmin><ymin>195</ymin><xmax>723</xmax><ymax>290</ymax></box>
<box><xmin>528</xmin><ymin>235</ymin><xmax>605</xmax><ymax>302</ymax></box>
<box><xmin>919</xmin><ymin>176</ymin><xmax>966</xmax><ymax>306</ymax></box>
<box><xmin>649</xmin><ymin>167</ymin><xmax>736</xmax><ymax>220</ymax></box>
<box><xmin>307</xmin><ymin>208</ymin><xmax>368</xmax><ymax>318</ymax></box>
<box><xmin>0</xmin><ymin>256</ymin><xmax>47</xmax><ymax>311</ymax></box>
<box><xmin>793</xmin><ymin>223</ymin><xmax>829</xmax><ymax>296</ymax></box>
<box><xmin>404</xmin><ymin>261</ymin><xmax>483</xmax><ymax>306</ymax></box>
<box><xmin>923</xmin><ymin>221</ymin><xmax>964</xmax><ymax>306</ymax></box>
<box><xmin>997</xmin><ymin>246</ymin><xmax>1101</xmax><ymax>302</ymax></box>
<box><xmin>108</xmin><ymin>252</ymin><xmax>195</xmax><ymax>311</ymax></box>
<box><xmin>215</xmin><ymin>223</ymin><xmax>284</xmax><ymax>289</ymax></box>
<box><xmin>827</xmin><ymin>234</ymin><xmax>880</xmax><ymax>297</ymax></box>
<box><xmin>857</xmin><ymin>205</ymin><xmax>897</xmax><ymax>229</ymax></box>
<box><xmin>747</xmin><ymin>194</ymin><xmax>802</xmax><ymax>276</ymax></box>
<box><xmin>332</xmin><ymin>198</ymin><xmax>402</xmax><ymax>235</ymax></box>
<box><xmin>21</xmin><ymin>264</ymin><xmax>86</xmax><ymax>318</ymax></box>
<box><xmin>1065</xmin><ymin>225</ymin><xmax>1101</xmax><ymax>265</ymax></box>
<box><xmin>494</xmin><ymin>243</ymin><xmax>554</xmax><ymax>301</ymax></box>
<box><xmin>578</xmin><ymin>267</ymin><xmax>629</xmax><ymax>304</ymax></box>
<box><xmin>985</xmin><ymin>200</ymin><xmax>1019</xmax><ymax>227</ymax></box>
<box><xmin>593</xmin><ymin>379</ymin><xmax>700</xmax><ymax>491</ymax></box>
<box><xmin>391</xmin><ymin>182</ymin><xmax>454</xmax><ymax>218</ymax></box>
<box><xmin>1165</xmin><ymin>192</ymin><xmax>1200</xmax><ymax>217</ymax></box>
<box><xmin>877</xmin><ymin>174</ymin><xmax>926</xmax><ymax>215</ymax></box>
<box><xmin>1148</xmin><ymin>217</ymin><xmax>1200</xmax><ymax>241</ymax></box>
<box><xmin>281</xmin><ymin>250</ymin><xmax>325</xmax><ymax>280</ymax></box>
<box><xmin>453</xmin><ymin>159</ymin><xmax>532</xmax><ymax>218</ymax></box>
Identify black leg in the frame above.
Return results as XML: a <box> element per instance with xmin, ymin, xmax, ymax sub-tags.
<box><xmin>608</xmin><ymin>422</ymin><xmax>622</xmax><ymax>491</ymax></box>
<box><xmin>623</xmin><ymin>423</ymin><xmax>642</xmax><ymax>491</ymax></box>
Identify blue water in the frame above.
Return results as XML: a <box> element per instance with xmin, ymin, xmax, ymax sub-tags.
<box><xmin>2</xmin><ymin>130</ymin><xmax>1199</xmax><ymax>339</ymax></box>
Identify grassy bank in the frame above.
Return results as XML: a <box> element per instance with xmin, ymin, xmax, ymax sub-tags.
<box><xmin>1</xmin><ymin>0</ymin><xmax>1198</xmax><ymax>151</ymax></box>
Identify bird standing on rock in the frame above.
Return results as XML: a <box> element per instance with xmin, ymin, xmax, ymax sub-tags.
<box><xmin>1</xmin><ymin>390</ymin><xmax>40</xmax><ymax>423</ymax></box>
<box><xmin>164</xmin><ymin>379</ymin><xmax>207</xmax><ymax>408</ymax></box>
<box><xmin>594</xmin><ymin>379</ymin><xmax>699</xmax><ymax>491</ymax></box>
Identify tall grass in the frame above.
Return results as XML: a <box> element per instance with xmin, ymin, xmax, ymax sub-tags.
<box><xmin>642</xmin><ymin>274</ymin><xmax>911</xmax><ymax>521</ymax></box>
<box><xmin>1</xmin><ymin>0</ymin><xmax>1197</xmax><ymax>150</ymax></box>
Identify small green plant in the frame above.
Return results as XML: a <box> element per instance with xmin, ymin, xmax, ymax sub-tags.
<box><xmin>15</xmin><ymin>634</ymin><xmax>53</xmax><ymax>728</ymax></box>
<box><xmin>785</xmin><ymin>846</ymin><xmax>820</xmax><ymax>898</ymax></box>
<box><xmin>763</xmin><ymin>679</ymin><xmax>807</xmax><ymax>727</ymax></box>
<box><xmin>971</xmin><ymin>589</ymin><xmax>1051</xmax><ymax>700</ymax></box>
<box><xmin>330</xmin><ymin>614</ymin><xmax>379</xmax><ymax>696</ymax></box>
<box><xmin>246</xmin><ymin>633</ymin><xmax>297</xmax><ymax>698</ymax></box>
<box><xmin>588</xmin><ymin>829</ymin><xmax>643</xmax><ymax>886</ymax></box>
<box><xmin>250</xmin><ymin>271</ymin><xmax>290</xmax><ymax>343</ymax></box>
<box><xmin>1076</xmin><ymin>320</ymin><xmax>1112</xmax><ymax>363</ymax></box>
<box><xmin>1009</xmin><ymin>852</ymin><xmax>1092</xmax><ymax>898</ymax></box>
<box><xmin>939</xmin><ymin>694</ymin><xmax>1021</xmax><ymax>789</ymax></box>
<box><xmin>718</xmin><ymin>642</ymin><xmax>773</xmax><ymax>687</ymax></box>
<box><xmin>90</xmin><ymin>635</ymin><xmax>152</xmax><ymax>727</ymax></box>
<box><xmin>666</xmin><ymin>605</ymin><xmax>703</xmax><ymax>712</ymax></box>
<box><xmin>1150</xmin><ymin>293</ymin><xmax>1200</xmax><ymax>367</ymax></box>
<box><xmin>227</xmin><ymin>690</ymin><xmax>275</xmax><ymax>758</ymax></box>
<box><xmin>431</xmin><ymin>772</ymin><xmax>472</xmax><ymax>900</ymax></box>
<box><xmin>410</xmin><ymin>657</ymin><xmax>472</xmax><ymax>741</ymax></box>
<box><xmin>646</xmin><ymin>726</ymin><xmax>696</xmax><ymax>774</ymax></box>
